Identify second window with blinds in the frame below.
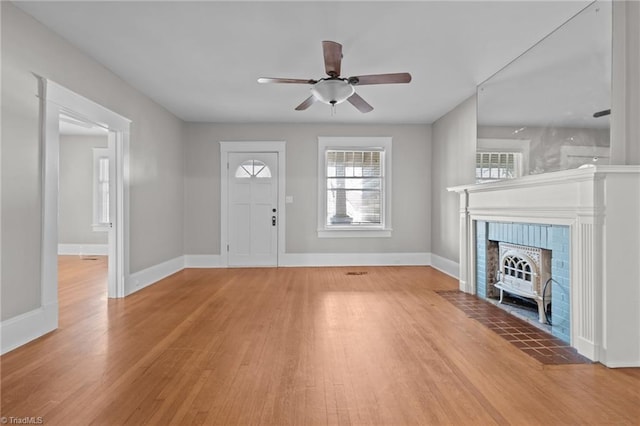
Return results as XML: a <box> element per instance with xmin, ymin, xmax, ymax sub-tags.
<box><xmin>476</xmin><ymin>151</ymin><xmax>523</xmax><ymax>183</ymax></box>
<box><xmin>317</xmin><ymin>137</ymin><xmax>392</xmax><ymax>238</ymax></box>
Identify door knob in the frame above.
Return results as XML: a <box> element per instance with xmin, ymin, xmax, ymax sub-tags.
<box><xmin>272</xmin><ymin>216</ymin><xmax>277</xmax><ymax>226</ymax></box>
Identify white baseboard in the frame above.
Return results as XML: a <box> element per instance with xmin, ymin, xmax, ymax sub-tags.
<box><xmin>184</xmin><ymin>255</ymin><xmax>224</xmax><ymax>268</ymax></box>
<box><xmin>599</xmin><ymin>341</ymin><xmax>640</xmax><ymax>367</ymax></box>
<box><xmin>184</xmin><ymin>252</ymin><xmax>436</xmax><ymax>268</ymax></box>
<box><xmin>280</xmin><ymin>252</ymin><xmax>430</xmax><ymax>267</ymax></box>
<box><xmin>102</xmin><ymin>251</ymin><xmax>450</xmax><ymax>296</ymax></box>
<box><xmin>126</xmin><ymin>256</ymin><xmax>185</xmax><ymax>295</ymax></box>
<box><xmin>601</xmin><ymin>359</ymin><xmax>640</xmax><ymax>368</ymax></box>
<box><xmin>1</xmin><ymin>302</ymin><xmax>58</xmax><ymax>355</ymax></box>
<box><xmin>575</xmin><ymin>337</ymin><xmax>598</xmax><ymax>363</ymax></box>
<box><xmin>429</xmin><ymin>254</ymin><xmax>460</xmax><ymax>279</ymax></box>
<box><xmin>58</xmin><ymin>243</ymin><xmax>108</xmax><ymax>256</ymax></box>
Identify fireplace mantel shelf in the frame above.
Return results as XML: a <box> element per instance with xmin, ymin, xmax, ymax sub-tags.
<box><xmin>448</xmin><ymin>165</ymin><xmax>640</xmax><ymax>194</ymax></box>
<box><xmin>447</xmin><ymin>165</ymin><xmax>640</xmax><ymax>368</ymax></box>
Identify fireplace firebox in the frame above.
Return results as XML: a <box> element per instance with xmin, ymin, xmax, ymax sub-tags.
<box><xmin>494</xmin><ymin>242</ymin><xmax>551</xmax><ymax>324</ymax></box>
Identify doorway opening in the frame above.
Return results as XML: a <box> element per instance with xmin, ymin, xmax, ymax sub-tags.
<box><xmin>40</xmin><ymin>77</ymin><xmax>130</xmax><ymax>333</ymax></box>
<box><xmin>57</xmin><ymin>114</ymin><xmax>111</xmax><ymax>314</ymax></box>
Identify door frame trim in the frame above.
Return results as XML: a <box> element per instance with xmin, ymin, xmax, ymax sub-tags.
<box><xmin>220</xmin><ymin>141</ymin><xmax>286</xmax><ymax>266</ymax></box>
<box><xmin>39</xmin><ymin>76</ymin><xmax>130</xmax><ymax>308</ymax></box>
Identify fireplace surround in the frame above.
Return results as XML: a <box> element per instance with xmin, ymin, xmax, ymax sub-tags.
<box><xmin>476</xmin><ymin>222</ymin><xmax>571</xmax><ymax>342</ymax></box>
<box><xmin>449</xmin><ymin>165</ymin><xmax>640</xmax><ymax>367</ymax></box>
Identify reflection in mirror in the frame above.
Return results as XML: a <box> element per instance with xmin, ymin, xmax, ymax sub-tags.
<box><xmin>477</xmin><ymin>0</ymin><xmax>611</xmax><ymax>181</ymax></box>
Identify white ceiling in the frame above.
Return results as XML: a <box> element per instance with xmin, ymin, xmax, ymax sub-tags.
<box><xmin>15</xmin><ymin>1</ymin><xmax>592</xmax><ymax>124</ymax></box>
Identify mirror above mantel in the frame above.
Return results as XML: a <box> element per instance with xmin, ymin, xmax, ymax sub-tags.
<box><xmin>476</xmin><ymin>0</ymin><xmax>612</xmax><ymax>182</ymax></box>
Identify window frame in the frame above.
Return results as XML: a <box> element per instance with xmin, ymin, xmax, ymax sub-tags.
<box><xmin>475</xmin><ymin>151</ymin><xmax>523</xmax><ymax>182</ymax></box>
<box><xmin>92</xmin><ymin>147</ymin><xmax>110</xmax><ymax>232</ymax></box>
<box><xmin>476</xmin><ymin>138</ymin><xmax>529</xmax><ymax>183</ymax></box>
<box><xmin>317</xmin><ymin>136</ymin><xmax>392</xmax><ymax>238</ymax></box>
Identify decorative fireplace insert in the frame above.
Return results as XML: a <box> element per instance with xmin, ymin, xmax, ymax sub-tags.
<box><xmin>494</xmin><ymin>242</ymin><xmax>552</xmax><ymax>323</ymax></box>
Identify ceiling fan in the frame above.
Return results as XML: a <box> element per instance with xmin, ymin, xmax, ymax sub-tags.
<box><xmin>258</xmin><ymin>41</ymin><xmax>412</xmax><ymax>113</ymax></box>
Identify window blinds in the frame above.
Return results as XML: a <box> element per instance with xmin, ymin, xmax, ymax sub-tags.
<box><xmin>326</xmin><ymin>150</ymin><xmax>383</xmax><ymax>225</ymax></box>
<box><xmin>476</xmin><ymin>152</ymin><xmax>522</xmax><ymax>182</ymax></box>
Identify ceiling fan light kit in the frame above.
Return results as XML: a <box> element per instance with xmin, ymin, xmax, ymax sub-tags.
<box><xmin>258</xmin><ymin>40</ymin><xmax>411</xmax><ymax>114</ymax></box>
<box><xmin>311</xmin><ymin>79</ymin><xmax>355</xmax><ymax>105</ymax></box>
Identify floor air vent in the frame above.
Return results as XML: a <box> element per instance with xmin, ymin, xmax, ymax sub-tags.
<box><xmin>346</xmin><ymin>272</ymin><xmax>367</xmax><ymax>276</ymax></box>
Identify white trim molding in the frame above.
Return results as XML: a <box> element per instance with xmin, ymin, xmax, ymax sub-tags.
<box><xmin>449</xmin><ymin>165</ymin><xmax>640</xmax><ymax>367</ymax></box>
<box><xmin>185</xmin><ymin>253</ymin><xmax>432</xmax><ymax>268</ymax></box>
<box><xmin>40</xmin><ymin>77</ymin><xmax>131</xmax><ymax>301</ymax></box>
<box><xmin>317</xmin><ymin>137</ymin><xmax>393</xmax><ymax>238</ymax></box>
<box><xmin>317</xmin><ymin>229</ymin><xmax>392</xmax><ymax>238</ymax></box>
<box><xmin>429</xmin><ymin>254</ymin><xmax>460</xmax><ymax>279</ymax></box>
<box><xmin>280</xmin><ymin>252</ymin><xmax>429</xmax><ymax>267</ymax></box>
<box><xmin>126</xmin><ymin>256</ymin><xmax>184</xmax><ymax>296</ymax></box>
<box><xmin>184</xmin><ymin>255</ymin><xmax>224</xmax><ymax>268</ymax></box>
<box><xmin>3</xmin><ymin>77</ymin><xmax>135</xmax><ymax>356</ymax></box>
<box><xmin>1</xmin><ymin>303</ymin><xmax>58</xmax><ymax>355</ymax></box>
<box><xmin>58</xmin><ymin>244</ymin><xmax>108</xmax><ymax>256</ymax></box>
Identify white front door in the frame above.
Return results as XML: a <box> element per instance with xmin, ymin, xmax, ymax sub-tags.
<box><xmin>228</xmin><ymin>152</ymin><xmax>278</xmax><ymax>266</ymax></box>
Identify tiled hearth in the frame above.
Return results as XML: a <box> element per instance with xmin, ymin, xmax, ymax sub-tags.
<box><xmin>438</xmin><ymin>290</ymin><xmax>591</xmax><ymax>365</ymax></box>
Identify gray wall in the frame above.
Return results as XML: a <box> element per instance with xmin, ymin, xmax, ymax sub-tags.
<box><xmin>1</xmin><ymin>2</ymin><xmax>184</xmax><ymax>320</ymax></box>
<box><xmin>184</xmin><ymin>123</ymin><xmax>431</xmax><ymax>255</ymax></box>
<box><xmin>58</xmin><ymin>135</ymin><xmax>108</xmax><ymax>245</ymax></box>
<box><xmin>430</xmin><ymin>96</ymin><xmax>477</xmax><ymax>263</ymax></box>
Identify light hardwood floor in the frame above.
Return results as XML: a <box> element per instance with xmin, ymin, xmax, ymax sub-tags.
<box><xmin>1</xmin><ymin>256</ymin><xmax>639</xmax><ymax>425</ymax></box>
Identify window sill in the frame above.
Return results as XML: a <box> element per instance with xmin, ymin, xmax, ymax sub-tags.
<box><xmin>317</xmin><ymin>228</ymin><xmax>392</xmax><ymax>238</ymax></box>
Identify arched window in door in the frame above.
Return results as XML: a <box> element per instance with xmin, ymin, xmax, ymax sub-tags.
<box><xmin>235</xmin><ymin>160</ymin><xmax>272</xmax><ymax>178</ymax></box>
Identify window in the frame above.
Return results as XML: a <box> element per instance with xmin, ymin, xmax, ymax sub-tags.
<box><xmin>476</xmin><ymin>152</ymin><xmax>523</xmax><ymax>183</ymax></box>
<box><xmin>235</xmin><ymin>159</ymin><xmax>272</xmax><ymax>178</ymax></box>
<box><xmin>318</xmin><ymin>137</ymin><xmax>392</xmax><ymax>238</ymax></box>
<box><xmin>92</xmin><ymin>148</ymin><xmax>110</xmax><ymax>231</ymax></box>
<box><xmin>476</xmin><ymin>138</ymin><xmax>529</xmax><ymax>183</ymax></box>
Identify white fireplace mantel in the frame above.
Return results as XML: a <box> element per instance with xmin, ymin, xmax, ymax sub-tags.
<box><xmin>448</xmin><ymin>165</ymin><xmax>640</xmax><ymax>367</ymax></box>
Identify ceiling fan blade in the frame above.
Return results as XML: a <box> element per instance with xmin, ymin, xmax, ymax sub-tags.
<box><xmin>295</xmin><ymin>95</ymin><xmax>317</xmax><ymax>111</ymax></box>
<box><xmin>322</xmin><ymin>41</ymin><xmax>342</xmax><ymax>77</ymax></box>
<box><xmin>258</xmin><ymin>77</ymin><xmax>316</xmax><ymax>84</ymax></box>
<box><xmin>348</xmin><ymin>73</ymin><xmax>412</xmax><ymax>85</ymax></box>
<box><xmin>347</xmin><ymin>93</ymin><xmax>373</xmax><ymax>113</ymax></box>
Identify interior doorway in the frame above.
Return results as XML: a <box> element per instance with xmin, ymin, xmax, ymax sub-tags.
<box><xmin>58</xmin><ymin>113</ymin><xmax>112</xmax><ymax>299</ymax></box>
<box><xmin>39</xmin><ymin>77</ymin><xmax>130</xmax><ymax>333</ymax></box>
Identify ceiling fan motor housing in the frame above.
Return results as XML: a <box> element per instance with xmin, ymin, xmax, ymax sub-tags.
<box><xmin>311</xmin><ymin>79</ymin><xmax>355</xmax><ymax>105</ymax></box>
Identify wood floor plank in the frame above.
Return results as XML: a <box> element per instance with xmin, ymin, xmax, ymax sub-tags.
<box><xmin>1</xmin><ymin>257</ymin><xmax>639</xmax><ymax>425</ymax></box>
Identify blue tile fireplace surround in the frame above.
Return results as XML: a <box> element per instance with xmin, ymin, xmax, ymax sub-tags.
<box><xmin>476</xmin><ymin>221</ymin><xmax>571</xmax><ymax>343</ymax></box>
